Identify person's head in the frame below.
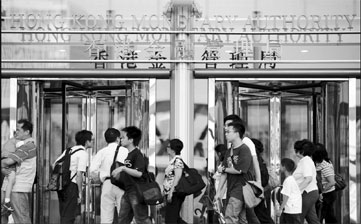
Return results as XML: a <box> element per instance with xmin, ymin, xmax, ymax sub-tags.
<box><xmin>312</xmin><ymin>143</ymin><xmax>330</xmax><ymax>163</ymax></box>
<box><xmin>167</xmin><ymin>138</ymin><xmax>183</xmax><ymax>156</ymax></box>
<box><xmin>294</xmin><ymin>139</ymin><xmax>314</xmax><ymax>158</ymax></box>
<box><xmin>121</xmin><ymin>126</ymin><xmax>142</xmax><ymax>148</ymax></box>
<box><xmin>15</xmin><ymin>119</ymin><xmax>33</xmax><ymax>140</ymax></box>
<box><xmin>75</xmin><ymin>130</ymin><xmax>93</xmax><ymax>148</ymax></box>
<box><xmin>281</xmin><ymin>158</ymin><xmax>296</xmax><ymax>174</ymax></box>
<box><xmin>225</xmin><ymin>121</ymin><xmax>245</xmax><ymax>143</ymax></box>
<box><xmin>104</xmin><ymin>128</ymin><xmax>121</xmax><ymax>144</ymax></box>
<box><xmin>251</xmin><ymin>138</ymin><xmax>264</xmax><ymax>155</ymax></box>
<box><xmin>224</xmin><ymin>114</ymin><xmax>243</xmax><ymax>127</ymax></box>
<box><xmin>215</xmin><ymin>144</ymin><xmax>227</xmax><ymax>162</ymax></box>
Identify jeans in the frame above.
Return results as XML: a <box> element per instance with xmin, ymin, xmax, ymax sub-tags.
<box><xmin>225</xmin><ymin>196</ymin><xmax>247</xmax><ymax>224</ymax></box>
<box><xmin>320</xmin><ymin>190</ymin><xmax>338</xmax><ymax>223</ymax></box>
<box><xmin>165</xmin><ymin>192</ymin><xmax>187</xmax><ymax>224</ymax></box>
<box><xmin>1</xmin><ymin>191</ymin><xmax>32</xmax><ymax>224</ymax></box>
<box><xmin>301</xmin><ymin>190</ymin><xmax>321</xmax><ymax>224</ymax></box>
<box><xmin>118</xmin><ymin>188</ymin><xmax>151</xmax><ymax>224</ymax></box>
<box><xmin>57</xmin><ymin>182</ymin><xmax>80</xmax><ymax>224</ymax></box>
<box><xmin>101</xmin><ymin>180</ymin><xmax>124</xmax><ymax>224</ymax></box>
<box><xmin>246</xmin><ymin>207</ymin><xmax>261</xmax><ymax>224</ymax></box>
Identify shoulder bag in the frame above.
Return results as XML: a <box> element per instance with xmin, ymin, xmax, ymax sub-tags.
<box><xmin>334</xmin><ymin>173</ymin><xmax>347</xmax><ymax>191</ymax></box>
<box><xmin>175</xmin><ymin>159</ymin><xmax>206</xmax><ymax>197</ymax></box>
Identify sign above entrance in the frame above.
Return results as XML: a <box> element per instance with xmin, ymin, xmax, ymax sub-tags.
<box><xmin>2</xmin><ymin>13</ymin><xmax>360</xmax><ymax>44</ymax></box>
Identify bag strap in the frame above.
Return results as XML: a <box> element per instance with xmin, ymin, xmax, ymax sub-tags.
<box><xmin>112</xmin><ymin>144</ymin><xmax>121</xmax><ymax>164</ymax></box>
<box><xmin>68</xmin><ymin>148</ymin><xmax>83</xmax><ymax>181</ymax></box>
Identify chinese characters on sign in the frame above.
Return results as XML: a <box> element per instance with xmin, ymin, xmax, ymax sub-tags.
<box><xmin>116</xmin><ymin>40</ymin><xmax>138</xmax><ymax>69</ymax></box>
<box><xmin>84</xmin><ymin>38</ymin><xmax>281</xmax><ymax>69</ymax></box>
<box><xmin>85</xmin><ymin>40</ymin><xmax>108</xmax><ymax>69</ymax></box>
<box><xmin>145</xmin><ymin>40</ymin><xmax>167</xmax><ymax>69</ymax></box>
<box><xmin>229</xmin><ymin>38</ymin><xmax>253</xmax><ymax>69</ymax></box>
<box><xmin>259</xmin><ymin>40</ymin><xmax>281</xmax><ymax>69</ymax></box>
<box><xmin>201</xmin><ymin>40</ymin><xmax>223</xmax><ymax>69</ymax></box>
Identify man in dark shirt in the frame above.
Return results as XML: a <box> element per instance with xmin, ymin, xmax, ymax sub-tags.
<box><xmin>215</xmin><ymin>121</ymin><xmax>253</xmax><ymax>224</ymax></box>
<box><xmin>111</xmin><ymin>126</ymin><xmax>151</xmax><ymax>224</ymax></box>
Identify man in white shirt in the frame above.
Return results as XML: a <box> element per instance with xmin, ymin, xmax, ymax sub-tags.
<box><xmin>89</xmin><ymin>128</ymin><xmax>128</xmax><ymax>224</ymax></box>
<box><xmin>54</xmin><ymin>130</ymin><xmax>93</xmax><ymax>224</ymax></box>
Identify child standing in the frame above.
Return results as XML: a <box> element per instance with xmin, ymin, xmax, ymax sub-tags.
<box><xmin>277</xmin><ymin>158</ymin><xmax>302</xmax><ymax>224</ymax></box>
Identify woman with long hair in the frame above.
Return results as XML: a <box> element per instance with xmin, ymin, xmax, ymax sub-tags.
<box><xmin>312</xmin><ymin>143</ymin><xmax>337</xmax><ymax>224</ymax></box>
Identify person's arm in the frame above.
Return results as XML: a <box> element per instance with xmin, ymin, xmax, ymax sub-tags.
<box><xmin>167</xmin><ymin>167</ymin><xmax>182</xmax><ymax>202</ymax></box>
<box><xmin>277</xmin><ymin>194</ymin><xmax>289</xmax><ymax>216</ymax></box>
<box><xmin>223</xmin><ymin>166</ymin><xmax>242</xmax><ymax>174</ymax></box>
<box><xmin>298</xmin><ymin>176</ymin><xmax>312</xmax><ymax>190</ymax></box>
<box><xmin>76</xmin><ymin>171</ymin><xmax>84</xmax><ymax>204</ymax></box>
<box><xmin>323</xmin><ymin>175</ymin><xmax>336</xmax><ymax>192</ymax></box>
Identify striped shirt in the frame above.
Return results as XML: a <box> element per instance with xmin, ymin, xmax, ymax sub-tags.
<box><xmin>316</xmin><ymin>160</ymin><xmax>335</xmax><ymax>193</ymax></box>
<box><xmin>1</xmin><ymin>138</ymin><xmax>37</xmax><ymax>192</ymax></box>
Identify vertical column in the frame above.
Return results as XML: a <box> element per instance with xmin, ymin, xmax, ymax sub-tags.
<box><xmin>269</xmin><ymin>96</ymin><xmax>281</xmax><ymax>221</ymax></box>
<box><xmin>167</xmin><ymin>1</ymin><xmax>199</xmax><ymax>222</ymax></box>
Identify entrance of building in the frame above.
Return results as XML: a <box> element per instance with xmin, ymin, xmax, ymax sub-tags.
<box><xmin>37</xmin><ymin>80</ymin><xmax>150</xmax><ymax>224</ymax></box>
<box><xmin>209</xmin><ymin>79</ymin><xmax>352</xmax><ymax>223</ymax></box>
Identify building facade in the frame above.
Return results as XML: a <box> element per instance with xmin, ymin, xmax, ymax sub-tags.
<box><xmin>1</xmin><ymin>0</ymin><xmax>360</xmax><ymax>223</ymax></box>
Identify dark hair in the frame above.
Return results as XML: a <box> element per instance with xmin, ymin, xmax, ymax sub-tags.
<box><xmin>169</xmin><ymin>138</ymin><xmax>183</xmax><ymax>155</ymax></box>
<box><xmin>251</xmin><ymin>138</ymin><xmax>264</xmax><ymax>154</ymax></box>
<box><xmin>227</xmin><ymin>121</ymin><xmax>245</xmax><ymax>138</ymax></box>
<box><xmin>281</xmin><ymin>158</ymin><xmax>296</xmax><ymax>173</ymax></box>
<box><xmin>17</xmin><ymin>119</ymin><xmax>33</xmax><ymax>135</ymax></box>
<box><xmin>75</xmin><ymin>130</ymin><xmax>93</xmax><ymax>146</ymax></box>
<box><xmin>294</xmin><ymin>139</ymin><xmax>314</xmax><ymax>157</ymax></box>
<box><xmin>224</xmin><ymin>114</ymin><xmax>243</xmax><ymax>125</ymax></box>
<box><xmin>215</xmin><ymin>144</ymin><xmax>227</xmax><ymax>162</ymax></box>
<box><xmin>313</xmin><ymin>143</ymin><xmax>331</xmax><ymax>163</ymax></box>
<box><xmin>104</xmin><ymin>128</ymin><xmax>120</xmax><ymax>144</ymax></box>
<box><xmin>122</xmin><ymin>126</ymin><xmax>142</xmax><ymax>146</ymax></box>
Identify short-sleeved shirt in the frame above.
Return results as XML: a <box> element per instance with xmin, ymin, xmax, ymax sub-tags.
<box><xmin>54</xmin><ymin>145</ymin><xmax>88</xmax><ymax>184</ymax></box>
<box><xmin>89</xmin><ymin>143</ymin><xmax>128</xmax><ymax>182</ymax></box>
<box><xmin>122</xmin><ymin>148</ymin><xmax>147</xmax><ymax>191</ymax></box>
<box><xmin>243</xmin><ymin>137</ymin><xmax>257</xmax><ymax>157</ymax></box>
<box><xmin>316</xmin><ymin>160</ymin><xmax>335</xmax><ymax>193</ymax></box>
<box><xmin>1</xmin><ymin>137</ymin><xmax>37</xmax><ymax>193</ymax></box>
<box><xmin>293</xmin><ymin>156</ymin><xmax>318</xmax><ymax>193</ymax></box>
<box><xmin>163</xmin><ymin>155</ymin><xmax>184</xmax><ymax>195</ymax></box>
<box><xmin>281</xmin><ymin>176</ymin><xmax>302</xmax><ymax>214</ymax></box>
<box><xmin>222</xmin><ymin>144</ymin><xmax>253</xmax><ymax>200</ymax></box>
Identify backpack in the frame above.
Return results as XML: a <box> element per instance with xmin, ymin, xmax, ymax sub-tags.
<box><xmin>47</xmin><ymin>147</ymin><xmax>82</xmax><ymax>191</ymax></box>
<box><xmin>257</xmin><ymin>154</ymin><xmax>269</xmax><ymax>188</ymax></box>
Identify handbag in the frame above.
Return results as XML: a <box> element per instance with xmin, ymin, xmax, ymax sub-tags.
<box><xmin>110</xmin><ymin>145</ymin><xmax>127</xmax><ymax>190</ymax></box>
<box><xmin>175</xmin><ymin>159</ymin><xmax>206</xmax><ymax>197</ymax></box>
<box><xmin>242</xmin><ymin>181</ymin><xmax>264</xmax><ymax>208</ymax></box>
<box><xmin>135</xmin><ymin>167</ymin><xmax>164</xmax><ymax>205</ymax></box>
<box><xmin>334</xmin><ymin>173</ymin><xmax>346</xmax><ymax>191</ymax></box>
